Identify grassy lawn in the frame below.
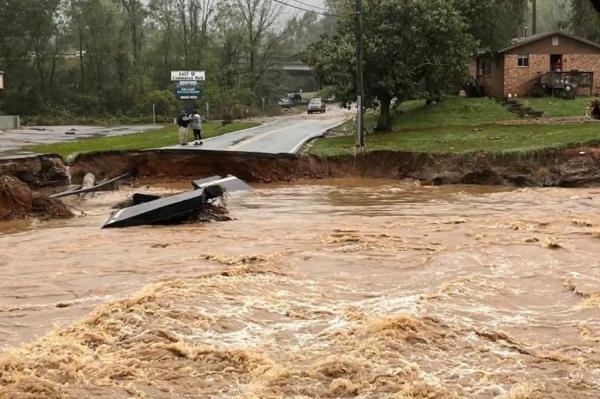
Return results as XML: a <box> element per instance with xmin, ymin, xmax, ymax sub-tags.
<box><xmin>26</xmin><ymin>122</ymin><xmax>258</xmax><ymax>159</ymax></box>
<box><xmin>300</xmin><ymin>92</ymin><xmax>318</xmax><ymax>101</ymax></box>
<box><xmin>329</xmin><ymin>98</ymin><xmax>514</xmax><ymax>134</ymax></box>
<box><xmin>310</xmin><ymin>97</ymin><xmax>600</xmax><ymax>156</ymax></box>
<box><xmin>517</xmin><ymin>97</ymin><xmax>594</xmax><ymax>117</ymax></box>
<box><xmin>390</xmin><ymin>97</ymin><xmax>514</xmax><ymax>129</ymax></box>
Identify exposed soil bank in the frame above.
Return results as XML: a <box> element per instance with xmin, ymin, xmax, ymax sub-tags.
<box><xmin>0</xmin><ymin>175</ymin><xmax>73</xmax><ymax>221</ymax></box>
<box><xmin>0</xmin><ymin>154</ymin><xmax>69</xmax><ymax>187</ymax></box>
<box><xmin>69</xmin><ymin>147</ymin><xmax>600</xmax><ymax>187</ymax></box>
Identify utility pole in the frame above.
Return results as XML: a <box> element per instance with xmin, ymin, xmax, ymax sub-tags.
<box><xmin>523</xmin><ymin>0</ymin><xmax>529</xmax><ymax>37</ymax></box>
<box><xmin>355</xmin><ymin>0</ymin><xmax>365</xmax><ymax>147</ymax></box>
<box><xmin>531</xmin><ymin>0</ymin><xmax>537</xmax><ymax>35</ymax></box>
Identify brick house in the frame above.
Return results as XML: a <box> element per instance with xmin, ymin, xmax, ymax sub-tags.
<box><xmin>471</xmin><ymin>31</ymin><xmax>600</xmax><ymax>98</ymax></box>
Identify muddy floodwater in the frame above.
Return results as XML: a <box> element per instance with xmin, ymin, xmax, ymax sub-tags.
<box><xmin>2</xmin><ymin>179</ymin><xmax>600</xmax><ymax>398</ymax></box>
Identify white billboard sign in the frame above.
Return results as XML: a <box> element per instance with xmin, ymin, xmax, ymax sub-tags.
<box><xmin>0</xmin><ymin>71</ymin><xmax>4</xmax><ymax>90</ymax></box>
<box><xmin>171</xmin><ymin>70</ymin><xmax>205</xmax><ymax>82</ymax></box>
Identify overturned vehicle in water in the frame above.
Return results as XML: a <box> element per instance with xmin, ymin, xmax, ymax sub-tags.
<box><xmin>103</xmin><ymin>175</ymin><xmax>251</xmax><ymax>228</ymax></box>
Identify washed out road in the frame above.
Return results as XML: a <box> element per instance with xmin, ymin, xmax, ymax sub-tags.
<box><xmin>167</xmin><ymin>105</ymin><xmax>350</xmax><ymax>154</ymax></box>
<box><xmin>0</xmin><ymin>125</ymin><xmax>162</xmax><ymax>155</ymax></box>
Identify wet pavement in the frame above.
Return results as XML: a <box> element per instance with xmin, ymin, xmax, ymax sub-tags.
<box><xmin>165</xmin><ymin>106</ymin><xmax>350</xmax><ymax>154</ymax></box>
<box><xmin>0</xmin><ymin>125</ymin><xmax>162</xmax><ymax>155</ymax></box>
<box><xmin>1</xmin><ymin>180</ymin><xmax>600</xmax><ymax>397</ymax></box>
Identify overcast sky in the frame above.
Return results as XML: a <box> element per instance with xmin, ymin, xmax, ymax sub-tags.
<box><xmin>281</xmin><ymin>0</ymin><xmax>328</xmax><ymax>18</ymax></box>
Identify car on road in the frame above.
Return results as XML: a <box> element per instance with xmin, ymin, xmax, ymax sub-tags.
<box><xmin>307</xmin><ymin>98</ymin><xmax>326</xmax><ymax>114</ymax></box>
<box><xmin>278</xmin><ymin>98</ymin><xmax>294</xmax><ymax>108</ymax></box>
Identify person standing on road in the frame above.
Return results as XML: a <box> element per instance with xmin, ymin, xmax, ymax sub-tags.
<box><xmin>176</xmin><ymin>110</ymin><xmax>190</xmax><ymax>145</ymax></box>
<box><xmin>190</xmin><ymin>110</ymin><xmax>203</xmax><ymax>145</ymax></box>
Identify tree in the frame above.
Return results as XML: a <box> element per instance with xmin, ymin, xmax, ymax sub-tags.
<box><xmin>213</xmin><ymin>0</ymin><xmax>245</xmax><ymax>88</ymax></box>
<box><xmin>0</xmin><ymin>0</ymin><xmax>62</xmax><ymax>111</ymax></box>
<box><xmin>117</xmin><ymin>0</ymin><xmax>147</xmax><ymax>63</ymax></box>
<box><xmin>536</xmin><ymin>0</ymin><xmax>570</xmax><ymax>33</ymax></box>
<box><xmin>147</xmin><ymin>0</ymin><xmax>177</xmax><ymax>86</ymax></box>
<box><xmin>453</xmin><ymin>0</ymin><xmax>527</xmax><ymax>52</ymax></box>
<box><xmin>0</xmin><ymin>0</ymin><xmax>297</xmax><ymax>119</ymax></box>
<box><xmin>281</xmin><ymin>11</ymin><xmax>324</xmax><ymax>56</ymax></box>
<box><xmin>571</xmin><ymin>0</ymin><xmax>600</xmax><ymax>43</ymax></box>
<box><xmin>234</xmin><ymin>0</ymin><xmax>280</xmax><ymax>84</ymax></box>
<box><xmin>173</xmin><ymin>0</ymin><xmax>215</xmax><ymax>68</ymax></box>
<box><xmin>306</xmin><ymin>0</ymin><xmax>475</xmax><ymax>131</ymax></box>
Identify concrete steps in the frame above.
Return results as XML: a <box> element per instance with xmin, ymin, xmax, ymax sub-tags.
<box><xmin>499</xmin><ymin>99</ymin><xmax>544</xmax><ymax>118</ymax></box>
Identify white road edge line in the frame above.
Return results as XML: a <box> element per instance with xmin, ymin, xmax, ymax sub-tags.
<box><xmin>289</xmin><ymin>119</ymin><xmax>349</xmax><ymax>154</ymax></box>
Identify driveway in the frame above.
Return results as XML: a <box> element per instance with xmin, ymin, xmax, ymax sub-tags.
<box><xmin>166</xmin><ymin>105</ymin><xmax>351</xmax><ymax>154</ymax></box>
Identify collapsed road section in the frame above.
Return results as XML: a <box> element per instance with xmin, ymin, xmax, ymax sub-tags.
<box><xmin>103</xmin><ymin>175</ymin><xmax>251</xmax><ymax>228</ymax></box>
<box><xmin>191</xmin><ymin>175</ymin><xmax>253</xmax><ymax>192</ymax></box>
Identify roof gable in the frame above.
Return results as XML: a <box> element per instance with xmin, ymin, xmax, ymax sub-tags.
<box><xmin>499</xmin><ymin>31</ymin><xmax>600</xmax><ymax>53</ymax></box>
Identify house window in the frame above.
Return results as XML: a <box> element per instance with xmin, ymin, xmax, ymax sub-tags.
<box><xmin>517</xmin><ymin>55</ymin><xmax>529</xmax><ymax>68</ymax></box>
<box><xmin>552</xmin><ymin>35</ymin><xmax>559</xmax><ymax>46</ymax></box>
<box><xmin>478</xmin><ymin>59</ymin><xmax>492</xmax><ymax>76</ymax></box>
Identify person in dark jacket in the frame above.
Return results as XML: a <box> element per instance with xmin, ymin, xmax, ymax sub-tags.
<box><xmin>176</xmin><ymin>110</ymin><xmax>190</xmax><ymax>145</ymax></box>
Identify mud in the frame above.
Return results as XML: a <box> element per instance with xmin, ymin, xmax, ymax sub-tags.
<box><xmin>69</xmin><ymin>146</ymin><xmax>600</xmax><ymax>187</ymax></box>
<box><xmin>0</xmin><ymin>175</ymin><xmax>73</xmax><ymax>221</ymax></box>
<box><xmin>1</xmin><ymin>181</ymin><xmax>600</xmax><ymax>397</ymax></box>
<box><xmin>0</xmin><ymin>154</ymin><xmax>69</xmax><ymax>187</ymax></box>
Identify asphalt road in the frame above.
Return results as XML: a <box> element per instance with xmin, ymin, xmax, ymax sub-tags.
<box><xmin>166</xmin><ymin>106</ymin><xmax>350</xmax><ymax>154</ymax></box>
<box><xmin>0</xmin><ymin>125</ymin><xmax>162</xmax><ymax>155</ymax></box>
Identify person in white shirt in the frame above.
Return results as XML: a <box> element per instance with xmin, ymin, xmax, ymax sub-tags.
<box><xmin>190</xmin><ymin>110</ymin><xmax>203</xmax><ymax>145</ymax></box>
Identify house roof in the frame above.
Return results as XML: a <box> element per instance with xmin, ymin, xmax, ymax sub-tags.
<box><xmin>499</xmin><ymin>31</ymin><xmax>600</xmax><ymax>53</ymax></box>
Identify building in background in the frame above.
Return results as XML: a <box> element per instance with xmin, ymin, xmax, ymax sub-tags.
<box><xmin>471</xmin><ymin>31</ymin><xmax>600</xmax><ymax>98</ymax></box>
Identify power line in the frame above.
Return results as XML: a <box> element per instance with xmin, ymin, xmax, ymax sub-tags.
<box><xmin>287</xmin><ymin>0</ymin><xmax>329</xmax><ymax>12</ymax></box>
<box><xmin>273</xmin><ymin>0</ymin><xmax>335</xmax><ymax>17</ymax></box>
<box><xmin>274</xmin><ymin>0</ymin><xmax>333</xmax><ymax>16</ymax></box>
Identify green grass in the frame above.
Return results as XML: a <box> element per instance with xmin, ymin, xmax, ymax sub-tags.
<box><xmin>328</xmin><ymin>98</ymin><xmax>514</xmax><ymax>135</ymax></box>
<box><xmin>389</xmin><ymin>97</ymin><xmax>515</xmax><ymax>129</ymax></box>
<box><xmin>300</xmin><ymin>92</ymin><xmax>318</xmax><ymax>101</ymax></box>
<box><xmin>310</xmin><ymin>97</ymin><xmax>600</xmax><ymax>157</ymax></box>
<box><xmin>517</xmin><ymin>97</ymin><xmax>595</xmax><ymax>117</ymax></box>
<box><xmin>311</xmin><ymin>123</ymin><xmax>600</xmax><ymax>156</ymax></box>
<box><xmin>26</xmin><ymin>122</ymin><xmax>258</xmax><ymax>159</ymax></box>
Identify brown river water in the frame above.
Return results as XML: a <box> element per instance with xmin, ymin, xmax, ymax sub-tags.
<box><xmin>1</xmin><ymin>179</ymin><xmax>600</xmax><ymax>398</ymax></box>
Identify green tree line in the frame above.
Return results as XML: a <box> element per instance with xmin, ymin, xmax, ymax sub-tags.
<box><xmin>0</xmin><ymin>0</ymin><xmax>326</xmax><ymax>123</ymax></box>
<box><xmin>0</xmin><ymin>0</ymin><xmax>598</xmax><ymax>126</ymax></box>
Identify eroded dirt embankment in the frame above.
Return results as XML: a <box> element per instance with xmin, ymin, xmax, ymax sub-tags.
<box><xmin>0</xmin><ymin>175</ymin><xmax>73</xmax><ymax>221</ymax></box>
<box><xmin>0</xmin><ymin>154</ymin><xmax>69</xmax><ymax>187</ymax></box>
<box><xmin>68</xmin><ymin>147</ymin><xmax>600</xmax><ymax>187</ymax></box>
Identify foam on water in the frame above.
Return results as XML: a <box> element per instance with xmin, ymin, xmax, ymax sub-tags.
<box><xmin>1</xmin><ymin>179</ymin><xmax>600</xmax><ymax>397</ymax></box>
